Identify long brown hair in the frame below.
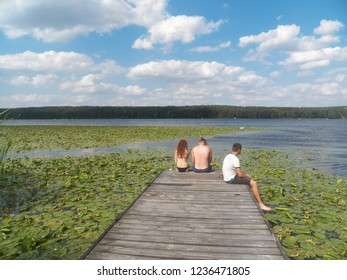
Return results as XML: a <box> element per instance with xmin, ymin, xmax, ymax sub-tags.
<box><xmin>176</xmin><ymin>139</ymin><xmax>188</xmax><ymax>157</ymax></box>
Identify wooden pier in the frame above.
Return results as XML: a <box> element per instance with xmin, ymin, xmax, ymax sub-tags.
<box><xmin>83</xmin><ymin>170</ymin><xmax>287</xmax><ymax>260</ymax></box>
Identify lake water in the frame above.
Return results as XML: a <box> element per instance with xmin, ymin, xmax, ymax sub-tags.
<box><xmin>5</xmin><ymin>118</ymin><xmax>347</xmax><ymax>178</ymax></box>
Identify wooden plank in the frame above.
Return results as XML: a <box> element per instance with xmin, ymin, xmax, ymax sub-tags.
<box><xmin>118</xmin><ymin>218</ymin><xmax>270</xmax><ymax>229</ymax></box>
<box><xmin>88</xmin><ymin>243</ymin><xmax>284</xmax><ymax>260</ymax></box>
<box><xmin>83</xmin><ymin>170</ymin><xmax>287</xmax><ymax>260</ymax></box>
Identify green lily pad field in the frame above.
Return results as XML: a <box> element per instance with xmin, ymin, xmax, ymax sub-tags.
<box><xmin>1</xmin><ymin>125</ymin><xmax>248</xmax><ymax>153</ymax></box>
<box><xmin>239</xmin><ymin>149</ymin><xmax>347</xmax><ymax>260</ymax></box>
<box><xmin>0</xmin><ymin>125</ymin><xmax>346</xmax><ymax>259</ymax></box>
<box><xmin>0</xmin><ymin>125</ymin><xmax>247</xmax><ymax>259</ymax></box>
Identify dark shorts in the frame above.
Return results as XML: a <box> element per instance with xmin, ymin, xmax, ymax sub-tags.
<box><xmin>192</xmin><ymin>165</ymin><xmax>212</xmax><ymax>173</ymax></box>
<box><xmin>225</xmin><ymin>175</ymin><xmax>251</xmax><ymax>185</ymax></box>
<box><xmin>176</xmin><ymin>166</ymin><xmax>189</xmax><ymax>172</ymax></box>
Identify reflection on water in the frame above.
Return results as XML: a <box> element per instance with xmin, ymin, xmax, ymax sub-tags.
<box><xmin>5</xmin><ymin>119</ymin><xmax>347</xmax><ymax>178</ymax></box>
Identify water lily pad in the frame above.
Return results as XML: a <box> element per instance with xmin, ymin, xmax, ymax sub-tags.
<box><xmin>282</xmin><ymin>236</ymin><xmax>298</xmax><ymax>248</ymax></box>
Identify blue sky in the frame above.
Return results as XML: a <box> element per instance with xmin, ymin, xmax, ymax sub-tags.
<box><xmin>0</xmin><ymin>0</ymin><xmax>346</xmax><ymax>108</ymax></box>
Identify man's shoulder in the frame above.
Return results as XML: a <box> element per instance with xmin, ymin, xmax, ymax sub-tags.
<box><xmin>226</xmin><ymin>153</ymin><xmax>238</xmax><ymax>160</ymax></box>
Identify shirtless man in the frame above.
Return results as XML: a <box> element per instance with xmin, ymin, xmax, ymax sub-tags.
<box><xmin>191</xmin><ymin>137</ymin><xmax>212</xmax><ymax>173</ymax></box>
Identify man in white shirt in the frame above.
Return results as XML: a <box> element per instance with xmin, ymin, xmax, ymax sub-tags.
<box><xmin>222</xmin><ymin>143</ymin><xmax>272</xmax><ymax>211</ymax></box>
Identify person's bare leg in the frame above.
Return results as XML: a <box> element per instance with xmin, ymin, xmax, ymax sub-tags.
<box><xmin>250</xmin><ymin>180</ymin><xmax>272</xmax><ymax>211</ymax></box>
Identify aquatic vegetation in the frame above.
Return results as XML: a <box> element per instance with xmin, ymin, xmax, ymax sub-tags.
<box><xmin>0</xmin><ymin>125</ymin><xmax>250</xmax><ymax>153</ymax></box>
<box><xmin>0</xmin><ymin>149</ymin><xmax>172</xmax><ymax>259</ymax></box>
<box><xmin>239</xmin><ymin>149</ymin><xmax>347</xmax><ymax>259</ymax></box>
<box><xmin>1</xmin><ymin>125</ymin><xmax>346</xmax><ymax>260</ymax></box>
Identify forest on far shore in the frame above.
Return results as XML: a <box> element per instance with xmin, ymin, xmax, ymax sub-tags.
<box><xmin>1</xmin><ymin>105</ymin><xmax>347</xmax><ymax>119</ymax></box>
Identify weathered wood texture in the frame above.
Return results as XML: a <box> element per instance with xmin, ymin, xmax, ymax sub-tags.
<box><xmin>84</xmin><ymin>170</ymin><xmax>287</xmax><ymax>260</ymax></box>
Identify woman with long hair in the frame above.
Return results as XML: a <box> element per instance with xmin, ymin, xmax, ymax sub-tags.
<box><xmin>174</xmin><ymin>139</ymin><xmax>190</xmax><ymax>172</ymax></box>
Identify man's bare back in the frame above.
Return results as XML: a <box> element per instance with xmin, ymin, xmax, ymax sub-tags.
<box><xmin>192</xmin><ymin>138</ymin><xmax>212</xmax><ymax>171</ymax></box>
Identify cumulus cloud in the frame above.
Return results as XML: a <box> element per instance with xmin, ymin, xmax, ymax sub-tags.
<box><xmin>123</xmin><ymin>59</ymin><xmax>278</xmax><ymax>106</ymax></box>
<box><xmin>239</xmin><ymin>20</ymin><xmax>346</xmax><ymax>71</ymax></box>
<box><xmin>280</xmin><ymin>47</ymin><xmax>347</xmax><ymax>70</ymax></box>
<box><xmin>0</xmin><ymin>0</ymin><xmax>167</xmax><ymax>42</ymax></box>
<box><xmin>0</xmin><ymin>51</ymin><xmax>124</xmax><ymax>74</ymax></box>
<box><xmin>8</xmin><ymin>93</ymin><xmax>54</xmax><ymax>104</ymax></box>
<box><xmin>239</xmin><ymin>21</ymin><xmax>344</xmax><ymax>54</ymax></box>
<box><xmin>239</xmin><ymin>24</ymin><xmax>300</xmax><ymax>52</ymax></box>
<box><xmin>9</xmin><ymin>76</ymin><xmax>31</xmax><ymax>86</ymax></box>
<box><xmin>128</xmin><ymin>60</ymin><xmax>236</xmax><ymax>81</ymax></box>
<box><xmin>0</xmin><ymin>0</ymin><xmax>222</xmax><ymax>49</ymax></box>
<box><xmin>127</xmin><ymin>60</ymin><xmax>271</xmax><ymax>91</ymax></box>
<box><xmin>132</xmin><ymin>15</ymin><xmax>224</xmax><ymax>49</ymax></box>
<box><xmin>124</xmin><ymin>57</ymin><xmax>347</xmax><ymax>106</ymax></box>
<box><xmin>1</xmin><ymin>50</ymin><xmax>130</xmax><ymax>99</ymax></box>
<box><xmin>314</xmin><ymin>19</ymin><xmax>344</xmax><ymax>35</ymax></box>
<box><xmin>61</xmin><ymin>74</ymin><xmax>146</xmax><ymax>96</ymax></box>
<box><xmin>190</xmin><ymin>41</ymin><xmax>231</xmax><ymax>53</ymax></box>
<box><xmin>0</xmin><ymin>51</ymin><xmax>93</xmax><ymax>72</ymax></box>
<box><xmin>278</xmin><ymin>81</ymin><xmax>344</xmax><ymax>98</ymax></box>
<box><xmin>10</xmin><ymin>74</ymin><xmax>57</xmax><ymax>87</ymax></box>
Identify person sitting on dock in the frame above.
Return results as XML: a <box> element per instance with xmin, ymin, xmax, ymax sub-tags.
<box><xmin>191</xmin><ymin>137</ymin><xmax>213</xmax><ymax>173</ymax></box>
<box><xmin>175</xmin><ymin>139</ymin><xmax>190</xmax><ymax>172</ymax></box>
<box><xmin>174</xmin><ymin>139</ymin><xmax>190</xmax><ymax>172</ymax></box>
<box><xmin>222</xmin><ymin>143</ymin><xmax>272</xmax><ymax>211</ymax></box>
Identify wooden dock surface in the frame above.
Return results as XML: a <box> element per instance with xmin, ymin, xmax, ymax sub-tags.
<box><xmin>83</xmin><ymin>170</ymin><xmax>287</xmax><ymax>260</ymax></box>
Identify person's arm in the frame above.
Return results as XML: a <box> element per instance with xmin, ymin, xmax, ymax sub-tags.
<box><xmin>236</xmin><ymin>167</ymin><xmax>250</xmax><ymax>178</ymax></box>
<box><xmin>174</xmin><ymin>150</ymin><xmax>178</xmax><ymax>164</ymax></box>
<box><xmin>191</xmin><ymin>148</ymin><xmax>195</xmax><ymax>164</ymax></box>
<box><xmin>208</xmin><ymin>147</ymin><xmax>212</xmax><ymax>164</ymax></box>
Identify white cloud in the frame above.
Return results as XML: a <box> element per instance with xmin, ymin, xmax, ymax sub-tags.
<box><xmin>0</xmin><ymin>0</ymin><xmax>168</xmax><ymax>42</ymax></box>
<box><xmin>119</xmin><ymin>85</ymin><xmax>146</xmax><ymax>96</ymax></box>
<box><xmin>239</xmin><ymin>21</ymin><xmax>344</xmax><ymax>54</ymax></box>
<box><xmin>239</xmin><ymin>21</ymin><xmax>346</xmax><ymax>71</ymax></box>
<box><xmin>280</xmin><ymin>47</ymin><xmax>347</xmax><ymax>70</ymax></box>
<box><xmin>10</xmin><ymin>76</ymin><xmax>31</xmax><ymax>86</ymax></box>
<box><xmin>297</xmin><ymin>34</ymin><xmax>340</xmax><ymax>51</ymax></box>
<box><xmin>32</xmin><ymin>74</ymin><xmax>56</xmax><ymax>87</ymax></box>
<box><xmin>10</xmin><ymin>74</ymin><xmax>56</xmax><ymax>87</ymax></box>
<box><xmin>128</xmin><ymin>60</ymin><xmax>240</xmax><ymax>81</ymax></box>
<box><xmin>60</xmin><ymin>74</ymin><xmax>102</xmax><ymax>93</ymax></box>
<box><xmin>270</xmin><ymin>71</ymin><xmax>281</xmax><ymax>78</ymax></box>
<box><xmin>270</xmin><ymin>79</ymin><xmax>346</xmax><ymax>105</ymax></box>
<box><xmin>238</xmin><ymin>24</ymin><xmax>300</xmax><ymax>52</ymax></box>
<box><xmin>127</xmin><ymin>59</ymin><xmax>271</xmax><ymax>103</ymax></box>
<box><xmin>0</xmin><ymin>51</ymin><xmax>124</xmax><ymax>75</ymax></box>
<box><xmin>120</xmin><ymin>59</ymin><xmax>283</xmax><ymax>106</ymax></box>
<box><xmin>0</xmin><ymin>51</ymin><xmax>94</xmax><ymax>72</ymax></box>
<box><xmin>335</xmin><ymin>73</ymin><xmax>345</xmax><ymax>82</ymax></box>
<box><xmin>60</xmin><ymin>74</ymin><xmax>146</xmax><ymax>96</ymax></box>
<box><xmin>1</xmin><ymin>50</ymin><xmax>131</xmax><ymax>102</ymax></box>
<box><xmin>190</xmin><ymin>41</ymin><xmax>231</xmax><ymax>53</ymax></box>
<box><xmin>313</xmin><ymin>19</ymin><xmax>344</xmax><ymax>35</ymax></box>
<box><xmin>8</xmin><ymin>93</ymin><xmax>53</xmax><ymax>104</ymax></box>
<box><xmin>132</xmin><ymin>15</ymin><xmax>224</xmax><ymax>49</ymax></box>
<box><xmin>0</xmin><ymin>0</ymin><xmax>222</xmax><ymax>49</ymax></box>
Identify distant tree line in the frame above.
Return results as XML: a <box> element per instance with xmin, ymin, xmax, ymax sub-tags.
<box><xmin>2</xmin><ymin>105</ymin><xmax>347</xmax><ymax>119</ymax></box>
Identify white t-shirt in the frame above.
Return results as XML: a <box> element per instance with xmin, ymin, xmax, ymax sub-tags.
<box><xmin>222</xmin><ymin>153</ymin><xmax>240</xmax><ymax>182</ymax></box>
